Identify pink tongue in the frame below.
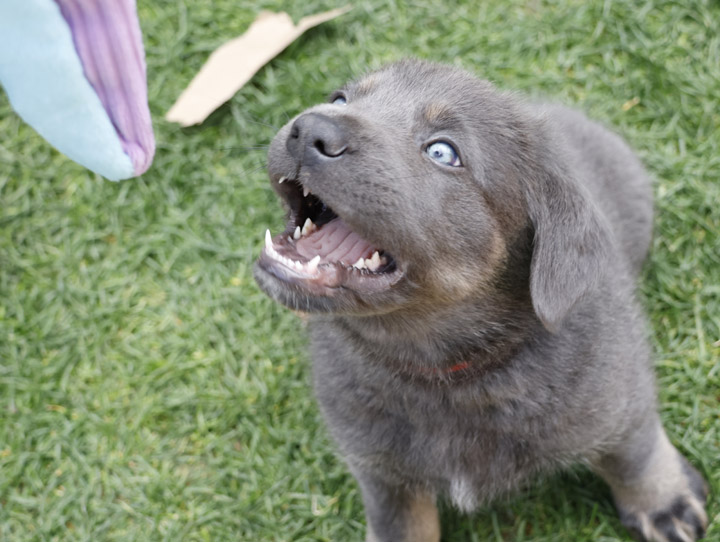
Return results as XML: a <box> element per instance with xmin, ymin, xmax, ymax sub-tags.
<box><xmin>295</xmin><ymin>218</ymin><xmax>375</xmax><ymax>264</ymax></box>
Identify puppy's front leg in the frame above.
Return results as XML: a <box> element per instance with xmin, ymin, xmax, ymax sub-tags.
<box><xmin>355</xmin><ymin>472</ymin><xmax>440</xmax><ymax>542</ymax></box>
<box><xmin>592</xmin><ymin>417</ymin><xmax>708</xmax><ymax>542</ymax></box>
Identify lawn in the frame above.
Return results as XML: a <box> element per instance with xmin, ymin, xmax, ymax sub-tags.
<box><xmin>0</xmin><ymin>0</ymin><xmax>718</xmax><ymax>540</ymax></box>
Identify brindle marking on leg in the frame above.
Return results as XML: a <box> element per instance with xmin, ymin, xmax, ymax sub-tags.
<box><xmin>404</xmin><ymin>491</ymin><xmax>440</xmax><ymax>542</ymax></box>
<box><xmin>364</xmin><ymin>489</ymin><xmax>440</xmax><ymax>542</ymax></box>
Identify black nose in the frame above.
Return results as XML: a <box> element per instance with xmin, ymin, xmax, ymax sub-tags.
<box><xmin>286</xmin><ymin>113</ymin><xmax>348</xmax><ymax>161</ymax></box>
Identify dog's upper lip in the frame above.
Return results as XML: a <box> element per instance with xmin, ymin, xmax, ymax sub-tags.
<box><xmin>275</xmin><ymin>173</ymin><xmax>312</xmax><ymax>201</ymax></box>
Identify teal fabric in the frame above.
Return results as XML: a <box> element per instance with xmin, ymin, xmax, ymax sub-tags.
<box><xmin>0</xmin><ymin>0</ymin><xmax>134</xmax><ymax>181</ymax></box>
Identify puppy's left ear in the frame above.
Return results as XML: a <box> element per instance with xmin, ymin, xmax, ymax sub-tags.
<box><xmin>526</xmin><ymin>157</ymin><xmax>614</xmax><ymax>333</ymax></box>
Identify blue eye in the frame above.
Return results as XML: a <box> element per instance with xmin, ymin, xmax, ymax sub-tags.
<box><xmin>426</xmin><ymin>141</ymin><xmax>462</xmax><ymax>167</ymax></box>
<box><xmin>332</xmin><ymin>95</ymin><xmax>347</xmax><ymax>106</ymax></box>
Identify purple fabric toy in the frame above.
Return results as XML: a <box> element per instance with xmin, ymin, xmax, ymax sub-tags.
<box><xmin>0</xmin><ymin>0</ymin><xmax>155</xmax><ymax>180</ymax></box>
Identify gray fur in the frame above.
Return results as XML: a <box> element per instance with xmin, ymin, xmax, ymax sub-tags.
<box><xmin>254</xmin><ymin>60</ymin><xmax>708</xmax><ymax>541</ymax></box>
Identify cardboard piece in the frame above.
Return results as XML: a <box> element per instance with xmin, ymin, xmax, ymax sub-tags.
<box><xmin>165</xmin><ymin>6</ymin><xmax>351</xmax><ymax>126</ymax></box>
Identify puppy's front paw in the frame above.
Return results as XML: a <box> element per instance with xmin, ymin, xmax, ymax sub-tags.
<box><xmin>620</xmin><ymin>493</ymin><xmax>708</xmax><ymax>542</ymax></box>
<box><xmin>618</xmin><ymin>457</ymin><xmax>708</xmax><ymax>542</ymax></box>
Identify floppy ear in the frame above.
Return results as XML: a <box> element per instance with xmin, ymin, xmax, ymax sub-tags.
<box><xmin>527</xmin><ymin>159</ymin><xmax>614</xmax><ymax>333</ymax></box>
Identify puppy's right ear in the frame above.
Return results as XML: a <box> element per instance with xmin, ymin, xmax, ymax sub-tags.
<box><xmin>526</xmin><ymin>158</ymin><xmax>613</xmax><ymax>333</ymax></box>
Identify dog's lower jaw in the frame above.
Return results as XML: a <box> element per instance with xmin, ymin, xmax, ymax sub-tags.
<box><xmin>252</xmin><ymin>256</ymin><xmax>412</xmax><ymax>316</ymax></box>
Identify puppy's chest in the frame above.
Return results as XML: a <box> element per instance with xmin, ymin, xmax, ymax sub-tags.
<box><xmin>310</xmin><ymin>325</ymin><xmax>579</xmax><ymax>503</ymax></box>
<box><xmin>399</xmin><ymin>410</ymin><xmax>534</xmax><ymax>508</ymax></box>
<box><xmin>314</xmin><ymin>363</ymin><xmax>554</xmax><ymax>505</ymax></box>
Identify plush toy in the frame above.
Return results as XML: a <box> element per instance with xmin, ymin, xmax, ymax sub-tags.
<box><xmin>0</xmin><ymin>0</ymin><xmax>155</xmax><ymax>181</ymax></box>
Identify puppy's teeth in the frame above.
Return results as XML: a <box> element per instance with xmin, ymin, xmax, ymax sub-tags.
<box><xmin>294</xmin><ymin>260</ymin><xmax>303</xmax><ymax>271</ymax></box>
<box><xmin>293</xmin><ymin>226</ymin><xmax>301</xmax><ymax>240</ymax></box>
<box><xmin>301</xmin><ymin>218</ymin><xmax>316</xmax><ymax>236</ymax></box>
<box><xmin>306</xmin><ymin>255</ymin><xmax>320</xmax><ymax>274</ymax></box>
<box><xmin>265</xmin><ymin>229</ymin><xmax>273</xmax><ymax>250</ymax></box>
<box><xmin>353</xmin><ymin>258</ymin><xmax>366</xmax><ymax>269</ymax></box>
<box><xmin>278</xmin><ymin>176</ymin><xmax>286</xmax><ymax>184</ymax></box>
<box><xmin>370</xmin><ymin>251</ymin><xmax>381</xmax><ymax>270</ymax></box>
<box><xmin>303</xmin><ymin>186</ymin><xmax>310</xmax><ymax>197</ymax></box>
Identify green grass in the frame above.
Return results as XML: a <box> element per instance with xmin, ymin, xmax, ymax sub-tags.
<box><xmin>1</xmin><ymin>0</ymin><xmax>718</xmax><ymax>540</ymax></box>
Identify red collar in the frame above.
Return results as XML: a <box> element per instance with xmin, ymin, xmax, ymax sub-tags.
<box><xmin>395</xmin><ymin>340</ymin><xmax>524</xmax><ymax>383</ymax></box>
<box><xmin>399</xmin><ymin>359</ymin><xmax>475</xmax><ymax>383</ymax></box>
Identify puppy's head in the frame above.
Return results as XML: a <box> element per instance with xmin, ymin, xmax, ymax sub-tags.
<box><xmin>254</xmin><ymin>60</ymin><xmax>611</xmax><ymax>330</ymax></box>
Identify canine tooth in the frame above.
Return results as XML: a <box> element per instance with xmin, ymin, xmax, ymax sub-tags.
<box><xmin>301</xmin><ymin>218</ymin><xmax>316</xmax><ymax>236</ymax></box>
<box><xmin>265</xmin><ymin>229</ymin><xmax>273</xmax><ymax>250</ymax></box>
<box><xmin>353</xmin><ymin>257</ymin><xmax>366</xmax><ymax>269</ymax></box>
<box><xmin>278</xmin><ymin>176</ymin><xmax>286</xmax><ymax>184</ymax></box>
<box><xmin>306</xmin><ymin>255</ymin><xmax>321</xmax><ymax>274</ymax></box>
<box><xmin>293</xmin><ymin>226</ymin><xmax>301</xmax><ymax>240</ymax></box>
<box><xmin>303</xmin><ymin>186</ymin><xmax>310</xmax><ymax>197</ymax></box>
<box><xmin>366</xmin><ymin>254</ymin><xmax>381</xmax><ymax>271</ymax></box>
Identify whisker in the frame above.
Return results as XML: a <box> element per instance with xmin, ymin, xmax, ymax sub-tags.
<box><xmin>243</xmin><ymin>163</ymin><xmax>270</xmax><ymax>177</ymax></box>
<box><xmin>219</xmin><ymin>145</ymin><xmax>270</xmax><ymax>152</ymax></box>
<box><xmin>241</xmin><ymin>116</ymin><xmax>280</xmax><ymax>131</ymax></box>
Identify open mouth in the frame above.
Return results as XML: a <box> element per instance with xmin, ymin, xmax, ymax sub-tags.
<box><xmin>259</xmin><ymin>176</ymin><xmax>402</xmax><ymax>295</ymax></box>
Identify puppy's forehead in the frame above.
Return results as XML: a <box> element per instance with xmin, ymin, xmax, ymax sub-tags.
<box><xmin>347</xmin><ymin>62</ymin><xmax>489</xmax><ymax>121</ymax></box>
<box><xmin>354</xmin><ymin>73</ymin><xmax>380</xmax><ymax>96</ymax></box>
<box><xmin>356</xmin><ymin>66</ymin><xmax>470</xmax><ymax>97</ymax></box>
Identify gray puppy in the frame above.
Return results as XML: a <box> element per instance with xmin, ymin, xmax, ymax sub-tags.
<box><xmin>254</xmin><ymin>60</ymin><xmax>708</xmax><ymax>542</ymax></box>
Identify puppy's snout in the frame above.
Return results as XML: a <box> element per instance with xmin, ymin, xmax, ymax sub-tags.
<box><xmin>287</xmin><ymin>113</ymin><xmax>348</xmax><ymax>161</ymax></box>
